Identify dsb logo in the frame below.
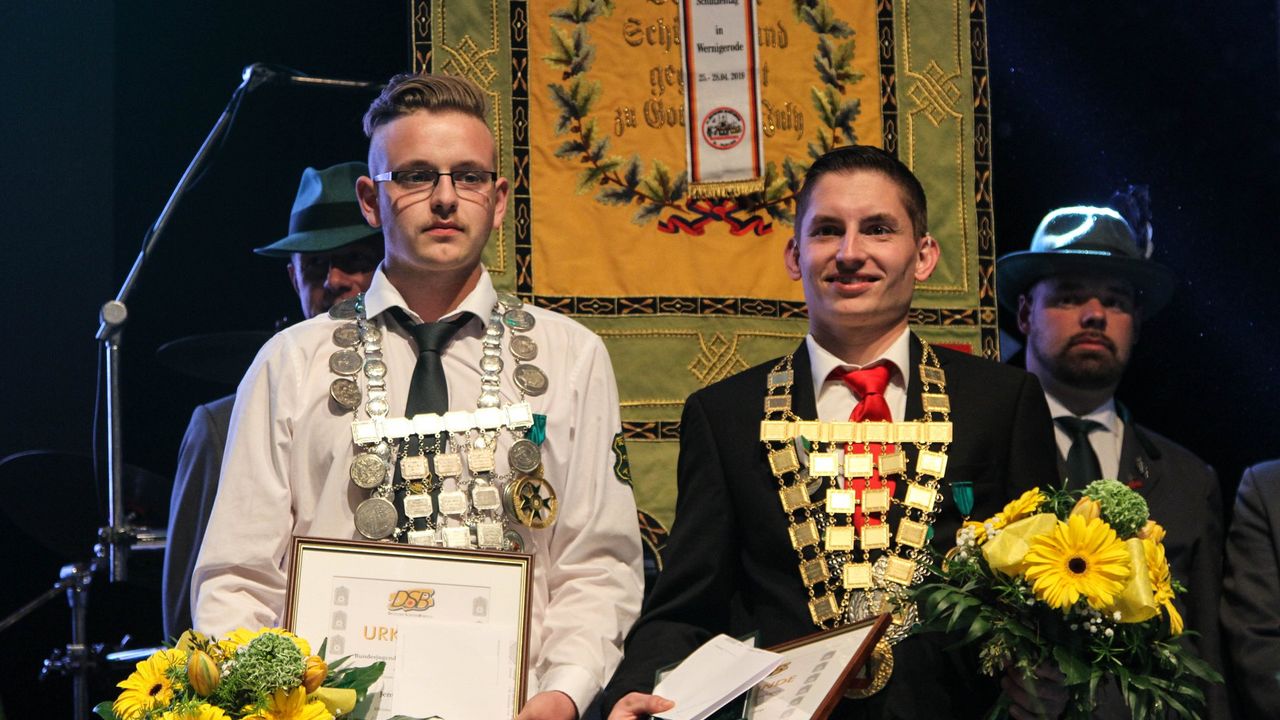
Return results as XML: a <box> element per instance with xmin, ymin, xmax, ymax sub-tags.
<box><xmin>388</xmin><ymin>588</ymin><xmax>436</xmax><ymax>612</ymax></box>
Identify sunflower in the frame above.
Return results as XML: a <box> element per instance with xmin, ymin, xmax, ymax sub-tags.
<box><xmin>243</xmin><ymin>687</ymin><xmax>334</xmax><ymax>720</ymax></box>
<box><xmin>160</xmin><ymin>703</ymin><xmax>232</xmax><ymax>720</ymax></box>
<box><xmin>222</xmin><ymin>627</ymin><xmax>312</xmax><ymax>657</ymax></box>
<box><xmin>1023</xmin><ymin>515</ymin><xmax>1131</xmax><ymax>610</ymax></box>
<box><xmin>1144</xmin><ymin>538</ymin><xmax>1184</xmax><ymax>635</ymax></box>
<box><xmin>113</xmin><ymin>648</ymin><xmax>187</xmax><ymax>719</ymax></box>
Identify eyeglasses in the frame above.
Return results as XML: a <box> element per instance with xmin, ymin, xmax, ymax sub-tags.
<box><xmin>372</xmin><ymin>169</ymin><xmax>498</xmax><ymax>194</ymax></box>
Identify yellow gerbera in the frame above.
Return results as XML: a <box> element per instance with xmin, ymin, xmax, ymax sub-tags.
<box><xmin>1024</xmin><ymin>515</ymin><xmax>1131</xmax><ymax>610</ymax></box>
<box><xmin>1144</xmin><ymin>538</ymin><xmax>1184</xmax><ymax>635</ymax></box>
<box><xmin>963</xmin><ymin>489</ymin><xmax>1049</xmax><ymax>544</ymax></box>
<box><xmin>243</xmin><ymin>687</ymin><xmax>335</xmax><ymax>720</ymax></box>
<box><xmin>222</xmin><ymin>627</ymin><xmax>312</xmax><ymax>657</ymax></box>
<box><xmin>113</xmin><ymin>648</ymin><xmax>187</xmax><ymax>720</ymax></box>
<box><xmin>1001</xmin><ymin>488</ymin><xmax>1048</xmax><ymax>524</ymax></box>
<box><xmin>161</xmin><ymin>703</ymin><xmax>232</xmax><ymax>720</ymax></box>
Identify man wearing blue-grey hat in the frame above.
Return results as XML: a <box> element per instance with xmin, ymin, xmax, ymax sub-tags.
<box><xmin>162</xmin><ymin>162</ymin><xmax>382</xmax><ymax>637</ymax></box>
<box><xmin>996</xmin><ymin>194</ymin><xmax>1227</xmax><ymax>718</ymax></box>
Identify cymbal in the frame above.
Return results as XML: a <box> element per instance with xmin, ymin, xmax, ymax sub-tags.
<box><xmin>0</xmin><ymin>450</ymin><xmax>170</xmax><ymax>561</ymax></box>
<box><xmin>156</xmin><ymin>331</ymin><xmax>271</xmax><ymax>386</ymax></box>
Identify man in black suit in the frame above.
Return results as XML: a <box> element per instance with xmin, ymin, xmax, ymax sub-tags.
<box><xmin>996</xmin><ymin>201</ymin><xmax>1227</xmax><ymax>718</ymax></box>
<box><xmin>1221</xmin><ymin>459</ymin><xmax>1280</xmax><ymax>716</ymax></box>
<box><xmin>604</xmin><ymin>146</ymin><xmax>1061</xmax><ymax>719</ymax></box>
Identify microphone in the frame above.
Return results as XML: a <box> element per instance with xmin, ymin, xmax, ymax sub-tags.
<box><xmin>239</xmin><ymin>63</ymin><xmax>384</xmax><ymax>92</ymax></box>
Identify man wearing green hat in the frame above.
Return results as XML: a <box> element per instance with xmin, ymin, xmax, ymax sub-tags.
<box><xmin>996</xmin><ymin>198</ymin><xmax>1226</xmax><ymax>718</ymax></box>
<box><xmin>162</xmin><ymin>161</ymin><xmax>383</xmax><ymax>637</ymax></box>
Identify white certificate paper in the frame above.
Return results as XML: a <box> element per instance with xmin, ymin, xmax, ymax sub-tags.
<box><xmin>653</xmin><ymin>634</ymin><xmax>783</xmax><ymax>720</ymax></box>
<box><xmin>286</xmin><ymin>539</ymin><xmax>531</xmax><ymax>720</ymax></box>
<box><xmin>749</xmin><ymin>623</ymin><xmax>875</xmax><ymax>719</ymax></box>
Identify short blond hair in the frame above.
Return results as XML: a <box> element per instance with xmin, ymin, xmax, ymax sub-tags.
<box><xmin>363</xmin><ymin>72</ymin><xmax>488</xmax><ymax>137</ymax></box>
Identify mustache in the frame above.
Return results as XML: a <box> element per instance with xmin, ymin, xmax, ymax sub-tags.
<box><xmin>1066</xmin><ymin>332</ymin><xmax>1116</xmax><ymax>353</ymax></box>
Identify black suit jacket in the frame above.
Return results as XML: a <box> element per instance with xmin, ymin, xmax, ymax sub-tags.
<box><xmin>162</xmin><ymin>395</ymin><xmax>235</xmax><ymax>639</ymax></box>
<box><xmin>603</xmin><ymin>335</ymin><xmax>1059</xmax><ymax>718</ymax></box>
<box><xmin>1221</xmin><ymin>459</ymin><xmax>1280</xmax><ymax>718</ymax></box>
<box><xmin>1053</xmin><ymin>419</ymin><xmax>1228</xmax><ymax>719</ymax></box>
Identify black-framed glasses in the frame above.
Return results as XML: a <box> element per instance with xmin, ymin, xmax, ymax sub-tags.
<box><xmin>371</xmin><ymin>169</ymin><xmax>497</xmax><ymax>194</ymax></box>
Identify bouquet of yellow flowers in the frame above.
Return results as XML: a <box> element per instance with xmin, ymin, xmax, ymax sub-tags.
<box><xmin>95</xmin><ymin>627</ymin><xmax>430</xmax><ymax>720</ymax></box>
<box><xmin>914</xmin><ymin>480</ymin><xmax>1219</xmax><ymax>719</ymax></box>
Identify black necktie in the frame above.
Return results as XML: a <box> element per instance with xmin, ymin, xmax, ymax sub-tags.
<box><xmin>391</xmin><ymin>308</ymin><xmax>471</xmax><ymax>533</ymax></box>
<box><xmin>404</xmin><ymin>312</ymin><xmax>471</xmax><ymax>416</ymax></box>
<box><xmin>1056</xmin><ymin>416</ymin><xmax>1104</xmax><ymax>489</ymax></box>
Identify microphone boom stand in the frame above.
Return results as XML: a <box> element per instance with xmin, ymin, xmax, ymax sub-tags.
<box><xmin>74</xmin><ymin>64</ymin><xmax>267</xmax><ymax>720</ymax></box>
<box><xmin>66</xmin><ymin>62</ymin><xmax>377</xmax><ymax>720</ymax></box>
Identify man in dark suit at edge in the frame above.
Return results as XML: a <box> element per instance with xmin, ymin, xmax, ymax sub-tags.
<box><xmin>1221</xmin><ymin>459</ymin><xmax>1280</xmax><ymax>716</ymax></box>
<box><xmin>996</xmin><ymin>196</ymin><xmax>1227</xmax><ymax>718</ymax></box>
<box><xmin>604</xmin><ymin>145</ymin><xmax>1063</xmax><ymax>719</ymax></box>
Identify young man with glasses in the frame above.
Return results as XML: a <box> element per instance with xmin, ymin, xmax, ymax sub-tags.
<box><xmin>193</xmin><ymin>73</ymin><xmax>643</xmax><ymax>720</ymax></box>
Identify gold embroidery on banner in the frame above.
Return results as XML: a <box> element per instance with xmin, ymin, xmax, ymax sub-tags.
<box><xmin>900</xmin><ymin>0</ymin><xmax>971</xmax><ymax>296</ymax></box>
<box><xmin>906</xmin><ymin>60</ymin><xmax>961</xmax><ymax>126</ymax></box>
<box><xmin>433</xmin><ymin>0</ymin><xmax>509</xmax><ymax>274</ymax></box>
<box><xmin>689</xmin><ymin>333</ymin><xmax>750</xmax><ymax>386</ymax></box>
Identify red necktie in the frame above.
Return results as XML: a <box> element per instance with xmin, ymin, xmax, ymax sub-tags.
<box><xmin>839</xmin><ymin>364</ymin><xmax>895</xmax><ymax>528</ymax></box>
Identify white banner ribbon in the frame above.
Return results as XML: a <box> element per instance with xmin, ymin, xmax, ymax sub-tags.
<box><xmin>679</xmin><ymin>0</ymin><xmax>765</xmax><ymax>197</ymax></box>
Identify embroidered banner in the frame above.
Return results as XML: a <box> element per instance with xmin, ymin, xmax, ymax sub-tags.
<box><xmin>414</xmin><ymin>0</ymin><xmax>999</xmax><ymax>529</ymax></box>
<box><xmin>678</xmin><ymin>0</ymin><xmax>765</xmax><ymax>197</ymax></box>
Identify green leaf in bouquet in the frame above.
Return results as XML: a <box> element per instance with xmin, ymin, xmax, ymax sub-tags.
<box><xmin>1173</xmin><ymin>646</ymin><xmax>1223</xmax><ymax>684</ymax></box>
<box><xmin>92</xmin><ymin>701</ymin><xmax>120</xmax><ymax>720</ymax></box>
<box><xmin>962</xmin><ymin>614</ymin><xmax>991</xmax><ymax>644</ymax></box>
<box><xmin>1160</xmin><ymin>691</ymin><xmax>1194</xmax><ymax>719</ymax></box>
<box><xmin>1043</xmin><ymin>484</ymin><xmax>1078</xmax><ymax>518</ymax></box>
<box><xmin>1052</xmin><ymin>645</ymin><xmax>1091</xmax><ymax>685</ymax></box>
<box><xmin>996</xmin><ymin>617</ymin><xmax>1037</xmax><ymax>641</ymax></box>
<box><xmin>917</xmin><ymin>583</ymin><xmax>959</xmax><ymax>618</ymax></box>
<box><xmin>327</xmin><ymin>660</ymin><xmax>386</xmax><ymax>693</ymax></box>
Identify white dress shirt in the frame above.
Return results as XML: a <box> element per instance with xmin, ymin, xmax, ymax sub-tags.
<box><xmin>806</xmin><ymin>326</ymin><xmax>912</xmax><ymax>422</ymax></box>
<box><xmin>1043</xmin><ymin>392</ymin><xmax>1124</xmax><ymax>482</ymax></box>
<box><xmin>192</xmin><ymin>266</ymin><xmax>643</xmax><ymax>711</ymax></box>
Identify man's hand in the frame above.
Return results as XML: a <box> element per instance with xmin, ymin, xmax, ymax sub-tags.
<box><xmin>1001</xmin><ymin>663</ymin><xmax>1068</xmax><ymax>720</ymax></box>
<box><xmin>605</xmin><ymin>692</ymin><xmax>675</xmax><ymax>720</ymax></box>
<box><xmin>516</xmin><ymin>690</ymin><xmax>578</xmax><ymax>720</ymax></box>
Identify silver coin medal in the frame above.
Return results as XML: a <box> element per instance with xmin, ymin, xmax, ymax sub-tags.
<box><xmin>338</xmin><ymin>296</ymin><xmax>397</xmax><ymax>538</ymax></box>
<box><xmin>495</xmin><ymin>299</ymin><xmax>556</xmax><ymax>530</ymax></box>
<box><xmin>498</xmin><ymin>302</ymin><xmax>546</xmax><ymax>399</ymax></box>
<box><xmin>332</xmin><ymin>296</ymin><xmax>377</xmax><ymax>485</ymax></box>
<box><xmin>330</xmin><ymin>323</ymin><xmax>365</xmax><ymax>409</ymax></box>
<box><xmin>473</xmin><ymin>316</ymin><xmax>512</xmax><ymax>530</ymax></box>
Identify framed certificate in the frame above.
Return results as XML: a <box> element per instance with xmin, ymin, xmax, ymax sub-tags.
<box><xmin>284</xmin><ymin>537</ymin><xmax>533</xmax><ymax>720</ymax></box>
<box><xmin>749</xmin><ymin>614</ymin><xmax>891</xmax><ymax>720</ymax></box>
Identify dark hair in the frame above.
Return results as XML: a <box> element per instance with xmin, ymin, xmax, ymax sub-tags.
<box><xmin>794</xmin><ymin>145</ymin><xmax>928</xmax><ymax>238</ymax></box>
<box><xmin>363</xmin><ymin>72</ymin><xmax>489</xmax><ymax>137</ymax></box>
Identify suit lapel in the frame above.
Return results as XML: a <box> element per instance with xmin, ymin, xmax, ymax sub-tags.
<box><xmin>901</xmin><ymin>333</ymin><xmax>928</xmax><ymax>471</ymax></box>
<box><xmin>1119</xmin><ymin>422</ymin><xmax>1160</xmax><ymax>495</ymax></box>
<box><xmin>790</xmin><ymin>341</ymin><xmax>818</xmax><ymax>420</ymax></box>
<box><xmin>905</xmin><ymin>332</ymin><xmax>925</xmax><ymax>420</ymax></box>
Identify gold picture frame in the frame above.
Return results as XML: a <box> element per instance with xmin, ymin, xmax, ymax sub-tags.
<box><xmin>284</xmin><ymin>536</ymin><xmax>533</xmax><ymax>719</ymax></box>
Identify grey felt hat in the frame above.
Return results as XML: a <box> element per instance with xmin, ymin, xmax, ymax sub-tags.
<box><xmin>996</xmin><ymin>206</ymin><xmax>1176</xmax><ymax>316</ymax></box>
<box><xmin>254</xmin><ymin>162</ymin><xmax>380</xmax><ymax>257</ymax></box>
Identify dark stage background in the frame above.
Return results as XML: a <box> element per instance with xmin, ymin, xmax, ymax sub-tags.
<box><xmin>1</xmin><ymin>1</ymin><xmax>1277</xmax><ymax>717</ymax></box>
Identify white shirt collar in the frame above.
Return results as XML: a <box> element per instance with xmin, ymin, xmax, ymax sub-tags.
<box><xmin>362</xmin><ymin>264</ymin><xmax>497</xmax><ymax>328</ymax></box>
<box><xmin>805</xmin><ymin>325</ymin><xmax>912</xmax><ymax>399</ymax></box>
<box><xmin>1043</xmin><ymin>391</ymin><xmax>1121</xmax><ymax>435</ymax></box>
